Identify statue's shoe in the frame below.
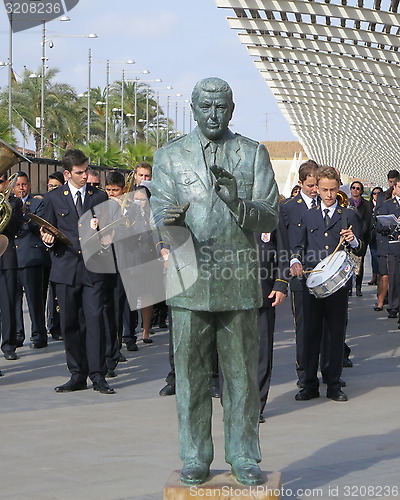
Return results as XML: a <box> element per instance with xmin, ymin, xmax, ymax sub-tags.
<box><xmin>231</xmin><ymin>458</ymin><xmax>263</xmax><ymax>485</ymax></box>
<box><xmin>180</xmin><ymin>461</ymin><xmax>210</xmax><ymax>485</ymax></box>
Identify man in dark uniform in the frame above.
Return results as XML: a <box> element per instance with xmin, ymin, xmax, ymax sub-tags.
<box><xmin>376</xmin><ymin>176</ymin><xmax>400</xmax><ymax>325</ymax></box>
<box><xmin>280</xmin><ymin>160</ymin><xmax>319</xmax><ymax>387</ymax></box>
<box><xmin>41</xmin><ymin>149</ymin><xmax>115</xmax><ymax>395</ymax></box>
<box><xmin>0</xmin><ymin>174</ymin><xmax>23</xmax><ymax>361</ymax></box>
<box><xmin>291</xmin><ymin>166</ymin><xmax>362</xmax><ymax>402</ymax></box>
<box><xmin>13</xmin><ymin>172</ymin><xmax>48</xmax><ymax>348</ymax></box>
<box><xmin>257</xmin><ymin>225</ymin><xmax>289</xmax><ymax>423</ymax></box>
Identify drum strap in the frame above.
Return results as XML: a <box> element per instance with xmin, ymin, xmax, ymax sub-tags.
<box><xmin>340</xmin><ymin>206</ymin><xmax>347</xmax><ymax>232</ymax></box>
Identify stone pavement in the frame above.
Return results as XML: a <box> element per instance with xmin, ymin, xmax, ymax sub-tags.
<box><xmin>0</xmin><ymin>274</ymin><xmax>399</xmax><ymax>500</ymax></box>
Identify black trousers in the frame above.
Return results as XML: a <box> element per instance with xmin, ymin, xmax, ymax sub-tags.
<box><xmin>387</xmin><ymin>254</ymin><xmax>399</xmax><ymax>312</ymax></box>
<box><xmin>258</xmin><ymin>306</ymin><xmax>275</xmax><ymax>414</ymax></box>
<box><xmin>56</xmin><ymin>279</ymin><xmax>106</xmax><ymax>383</ymax></box>
<box><xmin>303</xmin><ymin>287</ymin><xmax>348</xmax><ymax>392</ymax></box>
<box><xmin>15</xmin><ymin>266</ymin><xmax>47</xmax><ymax>343</ymax></box>
<box><xmin>291</xmin><ymin>289</ymin><xmax>305</xmax><ymax>383</ymax></box>
<box><xmin>0</xmin><ymin>268</ymin><xmax>17</xmax><ymax>352</ymax></box>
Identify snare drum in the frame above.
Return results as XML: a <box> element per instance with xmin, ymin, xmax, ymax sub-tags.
<box><xmin>306</xmin><ymin>250</ymin><xmax>355</xmax><ymax>299</ymax></box>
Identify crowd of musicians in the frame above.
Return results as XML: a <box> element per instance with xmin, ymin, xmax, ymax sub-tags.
<box><xmin>0</xmin><ymin>149</ymin><xmax>398</xmax><ymax>413</ymax></box>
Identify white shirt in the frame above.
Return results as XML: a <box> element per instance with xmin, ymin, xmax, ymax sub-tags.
<box><xmin>300</xmin><ymin>191</ymin><xmax>317</xmax><ymax>210</ymax></box>
<box><xmin>68</xmin><ymin>181</ymin><xmax>86</xmax><ymax>205</ymax></box>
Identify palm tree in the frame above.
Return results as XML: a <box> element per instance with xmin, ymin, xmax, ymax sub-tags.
<box><xmin>123</xmin><ymin>142</ymin><xmax>154</xmax><ymax>168</ymax></box>
<box><xmin>0</xmin><ymin>111</ymin><xmax>17</xmax><ymax>146</ymax></box>
<box><xmin>4</xmin><ymin>67</ymin><xmax>78</xmax><ymax>157</ymax></box>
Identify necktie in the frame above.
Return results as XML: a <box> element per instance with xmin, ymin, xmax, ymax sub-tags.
<box><xmin>323</xmin><ymin>208</ymin><xmax>330</xmax><ymax>228</ymax></box>
<box><xmin>76</xmin><ymin>190</ymin><xmax>83</xmax><ymax>218</ymax></box>
<box><xmin>311</xmin><ymin>198</ymin><xmax>316</xmax><ymax>208</ymax></box>
<box><xmin>209</xmin><ymin>142</ymin><xmax>218</xmax><ymax>166</ymax></box>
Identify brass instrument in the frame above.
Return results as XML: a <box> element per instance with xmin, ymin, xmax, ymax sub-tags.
<box><xmin>0</xmin><ymin>138</ymin><xmax>31</xmax><ymax>233</ymax></box>
<box><xmin>337</xmin><ymin>190</ymin><xmax>349</xmax><ymax>208</ymax></box>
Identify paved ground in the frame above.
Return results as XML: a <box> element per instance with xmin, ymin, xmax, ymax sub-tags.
<box><xmin>1</xmin><ymin>269</ymin><xmax>399</xmax><ymax>500</ymax></box>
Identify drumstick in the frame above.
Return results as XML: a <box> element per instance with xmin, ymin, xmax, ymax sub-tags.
<box><xmin>303</xmin><ymin>269</ymin><xmax>323</xmax><ymax>274</ymax></box>
<box><xmin>327</xmin><ymin>225</ymin><xmax>353</xmax><ymax>264</ymax></box>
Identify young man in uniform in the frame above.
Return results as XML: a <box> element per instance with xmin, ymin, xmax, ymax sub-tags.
<box><xmin>290</xmin><ymin>166</ymin><xmax>362</xmax><ymax>402</ymax></box>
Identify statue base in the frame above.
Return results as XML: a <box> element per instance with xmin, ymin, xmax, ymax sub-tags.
<box><xmin>164</xmin><ymin>470</ymin><xmax>282</xmax><ymax>499</ymax></box>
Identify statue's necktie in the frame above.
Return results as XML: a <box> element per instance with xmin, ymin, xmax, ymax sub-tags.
<box><xmin>323</xmin><ymin>208</ymin><xmax>330</xmax><ymax>228</ymax></box>
<box><xmin>208</xmin><ymin>142</ymin><xmax>218</xmax><ymax>167</ymax></box>
<box><xmin>76</xmin><ymin>191</ymin><xmax>83</xmax><ymax>218</ymax></box>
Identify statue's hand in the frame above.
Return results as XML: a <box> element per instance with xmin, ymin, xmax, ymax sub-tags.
<box><xmin>163</xmin><ymin>202</ymin><xmax>190</xmax><ymax>226</ymax></box>
<box><xmin>210</xmin><ymin>165</ymin><xmax>239</xmax><ymax>213</ymax></box>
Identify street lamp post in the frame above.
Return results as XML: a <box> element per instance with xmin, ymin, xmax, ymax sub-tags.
<box><xmin>90</xmin><ymin>57</ymin><xmax>134</xmax><ymax>150</ymax></box>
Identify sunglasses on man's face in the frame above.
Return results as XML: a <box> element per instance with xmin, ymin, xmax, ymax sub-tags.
<box><xmin>372</xmin><ymin>191</ymin><xmax>380</xmax><ymax>195</ymax></box>
<box><xmin>351</xmin><ymin>186</ymin><xmax>361</xmax><ymax>190</ymax></box>
<box><xmin>0</xmin><ymin>179</ymin><xmax>5</xmax><ymax>184</ymax></box>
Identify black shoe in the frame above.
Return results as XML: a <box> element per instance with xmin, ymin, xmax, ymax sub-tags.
<box><xmin>296</xmin><ymin>379</ymin><xmax>305</xmax><ymax>388</ymax></box>
<box><xmin>106</xmin><ymin>370</ymin><xmax>117</xmax><ymax>378</ymax></box>
<box><xmin>30</xmin><ymin>341</ymin><xmax>48</xmax><ymax>349</ymax></box>
<box><xmin>159</xmin><ymin>384</ymin><xmax>175</xmax><ymax>396</ymax></box>
<box><xmin>93</xmin><ymin>378</ymin><xmax>115</xmax><ymax>394</ymax></box>
<box><xmin>0</xmin><ymin>370</ymin><xmax>3</xmax><ymax>377</ymax></box>
<box><xmin>231</xmin><ymin>458</ymin><xmax>263</xmax><ymax>485</ymax></box>
<box><xmin>327</xmin><ymin>389</ymin><xmax>348</xmax><ymax>402</ymax></box>
<box><xmin>51</xmin><ymin>332</ymin><xmax>63</xmax><ymax>341</ymax></box>
<box><xmin>142</xmin><ymin>338</ymin><xmax>153</xmax><ymax>344</ymax></box>
<box><xmin>356</xmin><ymin>290</ymin><xmax>362</xmax><ymax>297</ymax></box>
<box><xmin>55</xmin><ymin>379</ymin><xmax>87</xmax><ymax>393</ymax></box>
<box><xmin>295</xmin><ymin>388</ymin><xmax>320</xmax><ymax>401</ymax></box>
<box><xmin>322</xmin><ymin>378</ymin><xmax>346</xmax><ymax>387</ymax></box>
<box><xmin>3</xmin><ymin>351</ymin><xmax>18</xmax><ymax>360</ymax></box>
<box><xmin>181</xmin><ymin>461</ymin><xmax>210</xmax><ymax>485</ymax></box>
<box><xmin>387</xmin><ymin>310</ymin><xmax>398</xmax><ymax>318</ymax></box>
<box><xmin>343</xmin><ymin>357</ymin><xmax>353</xmax><ymax>368</ymax></box>
<box><xmin>259</xmin><ymin>414</ymin><xmax>266</xmax><ymax>424</ymax></box>
<box><xmin>374</xmin><ymin>306</ymin><xmax>383</xmax><ymax>311</ymax></box>
<box><xmin>118</xmin><ymin>353</ymin><xmax>128</xmax><ymax>362</ymax></box>
<box><xmin>125</xmin><ymin>340</ymin><xmax>138</xmax><ymax>351</ymax></box>
<box><xmin>15</xmin><ymin>338</ymin><xmax>24</xmax><ymax>348</ymax></box>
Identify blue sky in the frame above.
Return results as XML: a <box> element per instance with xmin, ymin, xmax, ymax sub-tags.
<box><xmin>0</xmin><ymin>0</ymin><xmax>297</xmax><ymax>144</ymax></box>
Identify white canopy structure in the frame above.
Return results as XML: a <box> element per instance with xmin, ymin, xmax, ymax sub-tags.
<box><xmin>215</xmin><ymin>0</ymin><xmax>400</xmax><ymax>186</ymax></box>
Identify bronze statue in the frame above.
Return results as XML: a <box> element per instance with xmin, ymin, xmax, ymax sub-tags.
<box><xmin>151</xmin><ymin>77</ymin><xmax>279</xmax><ymax>485</ymax></box>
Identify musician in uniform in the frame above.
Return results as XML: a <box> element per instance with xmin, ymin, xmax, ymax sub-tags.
<box><xmin>257</xmin><ymin>225</ymin><xmax>289</xmax><ymax>423</ymax></box>
<box><xmin>290</xmin><ymin>166</ymin><xmax>362</xmax><ymax>402</ymax></box>
<box><xmin>0</xmin><ymin>174</ymin><xmax>24</xmax><ymax>361</ymax></box>
<box><xmin>13</xmin><ymin>172</ymin><xmax>48</xmax><ymax>349</ymax></box>
<box><xmin>280</xmin><ymin>160</ymin><xmax>319</xmax><ymax>388</ymax></box>
<box><xmin>40</xmin><ymin>149</ymin><xmax>115</xmax><ymax>395</ymax></box>
<box><xmin>376</xmin><ymin>176</ymin><xmax>400</xmax><ymax>326</ymax></box>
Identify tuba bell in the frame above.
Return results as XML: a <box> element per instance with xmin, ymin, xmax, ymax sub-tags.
<box><xmin>0</xmin><ymin>138</ymin><xmax>31</xmax><ymax>233</ymax></box>
<box><xmin>337</xmin><ymin>190</ymin><xmax>349</xmax><ymax>208</ymax></box>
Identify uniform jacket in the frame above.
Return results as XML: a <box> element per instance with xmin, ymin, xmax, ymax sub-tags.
<box><xmin>43</xmin><ymin>184</ymin><xmax>108</xmax><ymax>285</ymax></box>
<box><xmin>151</xmin><ymin>128</ymin><xmax>279</xmax><ymax>311</ymax></box>
<box><xmin>257</xmin><ymin>227</ymin><xmax>289</xmax><ymax>308</ymax></box>
<box><xmin>279</xmin><ymin>193</ymin><xmax>313</xmax><ymax>291</ymax></box>
<box><xmin>376</xmin><ymin>197</ymin><xmax>400</xmax><ymax>257</ymax></box>
<box><xmin>0</xmin><ymin>194</ymin><xmax>24</xmax><ymax>271</ymax></box>
<box><xmin>14</xmin><ymin>194</ymin><xmax>47</xmax><ymax>268</ymax></box>
<box><xmin>293</xmin><ymin>204</ymin><xmax>363</xmax><ymax>270</ymax></box>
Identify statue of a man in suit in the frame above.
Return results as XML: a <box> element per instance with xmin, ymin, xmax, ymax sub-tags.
<box><xmin>151</xmin><ymin>77</ymin><xmax>279</xmax><ymax>486</ymax></box>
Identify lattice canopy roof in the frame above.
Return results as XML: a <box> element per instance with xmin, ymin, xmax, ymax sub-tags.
<box><xmin>215</xmin><ymin>0</ymin><xmax>400</xmax><ymax>186</ymax></box>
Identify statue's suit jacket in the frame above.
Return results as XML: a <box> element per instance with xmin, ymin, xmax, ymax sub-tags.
<box><xmin>151</xmin><ymin>128</ymin><xmax>279</xmax><ymax>311</ymax></box>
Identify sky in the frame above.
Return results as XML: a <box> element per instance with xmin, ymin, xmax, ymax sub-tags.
<box><xmin>0</xmin><ymin>0</ymin><xmax>297</xmax><ymax>147</ymax></box>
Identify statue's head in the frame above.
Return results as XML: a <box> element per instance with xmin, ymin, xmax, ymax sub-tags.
<box><xmin>191</xmin><ymin>77</ymin><xmax>235</xmax><ymax>141</ymax></box>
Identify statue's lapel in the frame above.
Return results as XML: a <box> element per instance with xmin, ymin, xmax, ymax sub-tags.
<box><xmin>221</xmin><ymin>131</ymin><xmax>241</xmax><ymax>175</ymax></box>
<box><xmin>183</xmin><ymin>133</ymin><xmax>212</xmax><ymax>190</ymax></box>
